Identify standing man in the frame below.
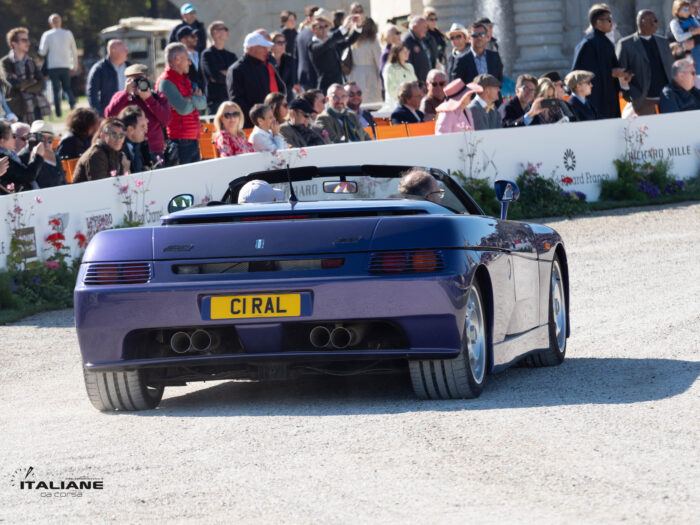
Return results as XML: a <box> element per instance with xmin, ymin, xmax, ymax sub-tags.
<box><xmin>38</xmin><ymin>14</ymin><xmax>78</xmax><ymax>118</ymax></box>
<box><xmin>390</xmin><ymin>81</ymin><xmax>425</xmax><ymax>124</ymax></box>
<box><xmin>280</xmin><ymin>10</ymin><xmax>298</xmax><ymax>57</ymax></box>
<box><xmin>1</xmin><ymin>27</ymin><xmax>51</xmax><ymax>124</ymax></box>
<box><xmin>450</xmin><ymin>22</ymin><xmax>504</xmax><ymax>86</ymax></box>
<box><xmin>156</xmin><ymin>43</ymin><xmax>207</xmax><ymax>165</ymax></box>
<box><xmin>296</xmin><ymin>6</ymin><xmax>320</xmax><ymax>90</ymax></box>
<box><xmin>315</xmin><ymin>83</ymin><xmax>371</xmax><ymax>143</ymax></box>
<box><xmin>572</xmin><ymin>4</ymin><xmax>632</xmax><ymax>119</ymax></box>
<box><xmin>421</xmin><ymin>69</ymin><xmax>447</xmax><ymax>121</ymax></box>
<box><xmin>201</xmin><ymin>21</ymin><xmax>237</xmax><ymax>114</ymax></box>
<box><xmin>104</xmin><ymin>64</ymin><xmax>172</xmax><ymax>157</ymax></box>
<box><xmin>616</xmin><ymin>10</ymin><xmax>674</xmax><ymax>116</ymax></box>
<box><xmin>309</xmin><ymin>9</ymin><xmax>362</xmax><ymax>92</ymax></box>
<box><xmin>227</xmin><ymin>32</ymin><xmax>283</xmax><ymax>128</ymax></box>
<box><xmin>86</xmin><ymin>39</ymin><xmax>129</xmax><ymax>116</ymax></box>
<box><xmin>467</xmin><ymin>74</ymin><xmax>502</xmax><ymax>130</ymax></box>
<box><xmin>402</xmin><ymin>16</ymin><xmax>436</xmax><ymax>84</ymax></box>
<box><xmin>168</xmin><ymin>3</ymin><xmax>206</xmax><ymax>56</ymax></box>
<box><xmin>177</xmin><ymin>26</ymin><xmax>203</xmax><ymax>89</ymax></box>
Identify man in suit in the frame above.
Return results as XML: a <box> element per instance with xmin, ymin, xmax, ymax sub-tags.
<box><xmin>309</xmin><ymin>9</ymin><xmax>361</xmax><ymax>92</ymax></box>
<box><xmin>565</xmin><ymin>70</ymin><xmax>601</xmax><ymax>121</ymax></box>
<box><xmin>572</xmin><ymin>4</ymin><xmax>633</xmax><ymax>119</ymax></box>
<box><xmin>344</xmin><ymin>81</ymin><xmax>376</xmax><ymax>128</ymax></box>
<box><xmin>499</xmin><ymin>74</ymin><xmax>545</xmax><ymax>127</ymax></box>
<box><xmin>616</xmin><ymin>10</ymin><xmax>674</xmax><ymax>116</ymax></box>
<box><xmin>447</xmin><ymin>22</ymin><xmax>503</xmax><ymax>87</ymax></box>
<box><xmin>315</xmin><ymin>83</ymin><xmax>371</xmax><ymax>143</ymax></box>
<box><xmin>466</xmin><ymin>74</ymin><xmax>502</xmax><ymax>130</ymax></box>
<box><xmin>391</xmin><ymin>82</ymin><xmax>424</xmax><ymax>124</ymax></box>
<box><xmin>296</xmin><ymin>6</ymin><xmax>320</xmax><ymax>90</ymax></box>
<box><xmin>402</xmin><ymin>16</ymin><xmax>436</xmax><ymax>83</ymax></box>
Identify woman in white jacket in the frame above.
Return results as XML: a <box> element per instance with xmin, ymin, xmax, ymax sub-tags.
<box><xmin>347</xmin><ymin>18</ymin><xmax>383</xmax><ymax>104</ymax></box>
<box><xmin>382</xmin><ymin>43</ymin><xmax>418</xmax><ymax>109</ymax></box>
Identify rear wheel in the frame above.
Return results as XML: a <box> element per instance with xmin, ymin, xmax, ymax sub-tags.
<box><xmin>409</xmin><ymin>281</ymin><xmax>488</xmax><ymax>399</ymax></box>
<box><xmin>522</xmin><ymin>256</ymin><xmax>567</xmax><ymax>367</ymax></box>
<box><xmin>83</xmin><ymin>368</ymin><xmax>164</xmax><ymax>411</ymax></box>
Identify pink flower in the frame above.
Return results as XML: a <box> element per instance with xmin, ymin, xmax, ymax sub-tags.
<box><xmin>13</xmin><ymin>206</ymin><xmax>22</xmax><ymax>214</ymax></box>
<box><xmin>631</xmin><ymin>114</ymin><xmax>638</xmax><ymax>120</ymax></box>
<box><xmin>45</xmin><ymin>260</ymin><xmax>60</xmax><ymax>270</ymax></box>
<box><xmin>321</xmin><ymin>130</ymin><xmax>329</xmax><ymax>137</ymax></box>
<box><xmin>119</xmin><ymin>183</ymin><xmax>129</xmax><ymax>194</ymax></box>
<box><xmin>299</xmin><ymin>148</ymin><xmax>308</xmax><ymax>157</ymax></box>
<box><xmin>6</xmin><ymin>183</ymin><xmax>15</xmax><ymax>191</ymax></box>
<box><xmin>134</xmin><ymin>179</ymin><xmax>144</xmax><ymax>188</ymax></box>
<box><xmin>35</xmin><ymin>196</ymin><xmax>43</xmax><ymax>203</ymax></box>
<box><xmin>110</xmin><ymin>170</ymin><xmax>118</xmax><ymax>177</ymax></box>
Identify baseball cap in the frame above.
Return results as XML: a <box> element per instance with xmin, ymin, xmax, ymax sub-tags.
<box><xmin>289</xmin><ymin>98</ymin><xmax>314</xmax><ymax>114</ymax></box>
<box><xmin>177</xmin><ymin>26</ymin><xmax>195</xmax><ymax>40</ymax></box>
<box><xmin>180</xmin><ymin>3</ymin><xmax>196</xmax><ymax>15</ymax></box>
<box><xmin>243</xmin><ymin>32</ymin><xmax>273</xmax><ymax>51</ymax></box>
<box><xmin>238</xmin><ymin>180</ymin><xmax>285</xmax><ymax>203</ymax></box>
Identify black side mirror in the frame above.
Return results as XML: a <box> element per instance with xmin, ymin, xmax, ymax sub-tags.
<box><xmin>168</xmin><ymin>193</ymin><xmax>194</xmax><ymax>213</ymax></box>
<box><xmin>494</xmin><ymin>180</ymin><xmax>520</xmax><ymax>220</ymax></box>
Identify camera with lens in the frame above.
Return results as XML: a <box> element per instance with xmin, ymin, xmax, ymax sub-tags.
<box><xmin>135</xmin><ymin>77</ymin><xmax>151</xmax><ymax>91</ymax></box>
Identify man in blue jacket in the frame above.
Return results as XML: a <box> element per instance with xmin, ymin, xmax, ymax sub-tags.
<box><xmin>86</xmin><ymin>40</ymin><xmax>129</xmax><ymax>116</ymax></box>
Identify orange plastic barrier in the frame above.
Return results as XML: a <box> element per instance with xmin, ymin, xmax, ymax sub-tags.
<box><xmin>406</xmin><ymin>121</ymin><xmax>435</xmax><ymax>137</ymax></box>
<box><xmin>199</xmin><ymin>123</ymin><xmax>217</xmax><ymax>160</ymax></box>
<box><xmin>61</xmin><ymin>158</ymin><xmax>79</xmax><ymax>183</ymax></box>
<box><xmin>243</xmin><ymin>127</ymin><xmax>253</xmax><ymax>139</ymax></box>
<box><xmin>373</xmin><ymin>117</ymin><xmax>391</xmax><ymax>126</ymax></box>
<box><xmin>52</xmin><ymin>137</ymin><xmax>61</xmax><ymax>150</ymax></box>
<box><xmin>373</xmin><ymin>124</ymin><xmax>409</xmax><ymax>140</ymax></box>
<box><xmin>619</xmin><ymin>93</ymin><xmax>628</xmax><ymax>113</ymax></box>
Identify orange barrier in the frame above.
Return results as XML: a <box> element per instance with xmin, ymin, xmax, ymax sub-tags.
<box><xmin>373</xmin><ymin>123</ymin><xmax>409</xmax><ymax>140</ymax></box>
<box><xmin>619</xmin><ymin>93</ymin><xmax>628</xmax><ymax>114</ymax></box>
<box><xmin>199</xmin><ymin>123</ymin><xmax>217</xmax><ymax>160</ymax></box>
<box><xmin>406</xmin><ymin>121</ymin><xmax>435</xmax><ymax>137</ymax></box>
<box><xmin>243</xmin><ymin>127</ymin><xmax>253</xmax><ymax>139</ymax></box>
<box><xmin>373</xmin><ymin>117</ymin><xmax>391</xmax><ymax>126</ymax></box>
<box><xmin>52</xmin><ymin>137</ymin><xmax>61</xmax><ymax>150</ymax></box>
<box><xmin>61</xmin><ymin>158</ymin><xmax>79</xmax><ymax>183</ymax></box>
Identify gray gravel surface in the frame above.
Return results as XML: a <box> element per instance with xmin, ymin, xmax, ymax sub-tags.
<box><xmin>1</xmin><ymin>202</ymin><xmax>699</xmax><ymax>524</ymax></box>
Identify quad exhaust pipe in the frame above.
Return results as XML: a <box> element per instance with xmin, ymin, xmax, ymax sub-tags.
<box><xmin>309</xmin><ymin>325</ymin><xmax>364</xmax><ymax>349</ymax></box>
<box><xmin>170</xmin><ymin>329</ymin><xmax>214</xmax><ymax>353</ymax></box>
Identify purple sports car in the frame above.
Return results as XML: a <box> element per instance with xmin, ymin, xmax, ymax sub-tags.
<box><xmin>75</xmin><ymin>165</ymin><xmax>569</xmax><ymax>411</ymax></box>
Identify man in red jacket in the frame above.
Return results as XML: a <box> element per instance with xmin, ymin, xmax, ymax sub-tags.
<box><xmin>156</xmin><ymin>43</ymin><xmax>207</xmax><ymax>165</ymax></box>
<box><xmin>104</xmin><ymin>64</ymin><xmax>172</xmax><ymax>158</ymax></box>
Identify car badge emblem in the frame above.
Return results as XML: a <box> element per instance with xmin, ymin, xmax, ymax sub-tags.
<box><xmin>255</xmin><ymin>239</ymin><xmax>264</xmax><ymax>249</ymax></box>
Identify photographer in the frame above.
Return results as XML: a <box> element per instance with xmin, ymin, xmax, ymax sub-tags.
<box><xmin>22</xmin><ymin>120</ymin><xmax>64</xmax><ymax>188</ymax></box>
<box><xmin>0</xmin><ymin>119</ymin><xmax>44</xmax><ymax>193</ymax></box>
<box><xmin>105</xmin><ymin>64</ymin><xmax>172</xmax><ymax>157</ymax></box>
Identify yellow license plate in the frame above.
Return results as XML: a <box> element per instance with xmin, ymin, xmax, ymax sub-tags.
<box><xmin>209</xmin><ymin>294</ymin><xmax>301</xmax><ymax>319</ymax></box>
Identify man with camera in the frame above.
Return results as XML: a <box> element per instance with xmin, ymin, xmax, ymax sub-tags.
<box><xmin>499</xmin><ymin>74</ymin><xmax>545</xmax><ymax>128</ymax></box>
<box><xmin>105</xmin><ymin>64</ymin><xmax>172</xmax><ymax>158</ymax></box>
<box><xmin>0</xmin><ymin>119</ymin><xmax>44</xmax><ymax>193</ymax></box>
<box><xmin>22</xmin><ymin>120</ymin><xmax>64</xmax><ymax>187</ymax></box>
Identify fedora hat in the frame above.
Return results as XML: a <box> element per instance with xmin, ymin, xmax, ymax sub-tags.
<box><xmin>436</xmin><ymin>79</ymin><xmax>483</xmax><ymax>112</ymax></box>
<box><xmin>312</xmin><ymin>8</ymin><xmax>333</xmax><ymax>26</ymax></box>
<box><xmin>446</xmin><ymin>23</ymin><xmax>468</xmax><ymax>38</ymax></box>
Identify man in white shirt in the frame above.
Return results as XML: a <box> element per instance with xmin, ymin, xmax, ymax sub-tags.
<box><xmin>38</xmin><ymin>14</ymin><xmax>78</xmax><ymax>117</ymax></box>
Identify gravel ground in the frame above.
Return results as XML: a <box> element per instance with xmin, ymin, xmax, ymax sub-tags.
<box><xmin>1</xmin><ymin>202</ymin><xmax>699</xmax><ymax>524</ymax></box>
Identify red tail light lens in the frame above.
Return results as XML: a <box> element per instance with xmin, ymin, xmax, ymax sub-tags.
<box><xmin>411</xmin><ymin>250</ymin><xmax>440</xmax><ymax>272</ymax></box>
<box><xmin>369</xmin><ymin>251</ymin><xmax>444</xmax><ymax>274</ymax></box>
<box><xmin>321</xmin><ymin>258</ymin><xmax>345</xmax><ymax>269</ymax></box>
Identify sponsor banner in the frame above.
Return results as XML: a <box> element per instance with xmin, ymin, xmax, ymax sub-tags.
<box><xmin>0</xmin><ymin>110</ymin><xmax>698</xmax><ymax>270</ymax></box>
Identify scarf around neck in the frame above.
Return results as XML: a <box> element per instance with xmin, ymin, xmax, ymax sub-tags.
<box><xmin>326</xmin><ymin>107</ymin><xmax>360</xmax><ymax>142</ymax></box>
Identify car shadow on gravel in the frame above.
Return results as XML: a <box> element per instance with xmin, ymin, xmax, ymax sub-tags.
<box><xmin>144</xmin><ymin>357</ymin><xmax>699</xmax><ymax>417</ymax></box>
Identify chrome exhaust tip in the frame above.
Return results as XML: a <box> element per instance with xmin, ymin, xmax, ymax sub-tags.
<box><xmin>170</xmin><ymin>331</ymin><xmax>191</xmax><ymax>354</ymax></box>
<box><xmin>309</xmin><ymin>326</ymin><xmax>331</xmax><ymax>348</ymax></box>
<box><xmin>190</xmin><ymin>329</ymin><xmax>212</xmax><ymax>352</ymax></box>
<box><xmin>330</xmin><ymin>327</ymin><xmax>351</xmax><ymax>349</ymax></box>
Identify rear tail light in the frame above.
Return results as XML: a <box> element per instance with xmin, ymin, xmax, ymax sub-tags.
<box><xmin>84</xmin><ymin>262</ymin><xmax>152</xmax><ymax>285</ymax></box>
<box><xmin>321</xmin><ymin>258</ymin><xmax>345</xmax><ymax>269</ymax></box>
<box><xmin>368</xmin><ymin>251</ymin><xmax>444</xmax><ymax>274</ymax></box>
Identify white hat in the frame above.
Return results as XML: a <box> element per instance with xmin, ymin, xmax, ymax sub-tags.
<box><xmin>243</xmin><ymin>32</ymin><xmax>273</xmax><ymax>51</ymax></box>
<box><xmin>447</xmin><ymin>23</ymin><xmax>468</xmax><ymax>38</ymax></box>
<box><xmin>238</xmin><ymin>180</ymin><xmax>285</xmax><ymax>203</ymax></box>
<box><xmin>29</xmin><ymin>120</ymin><xmax>54</xmax><ymax>134</ymax></box>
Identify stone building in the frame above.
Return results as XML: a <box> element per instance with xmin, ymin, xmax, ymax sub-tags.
<box><xmin>170</xmin><ymin>0</ymin><xmax>676</xmax><ymax>78</ymax></box>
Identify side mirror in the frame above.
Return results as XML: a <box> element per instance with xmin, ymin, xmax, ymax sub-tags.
<box><xmin>168</xmin><ymin>193</ymin><xmax>194</xmax><ymax>213</ymax></box>
<box><xmin>323</xmin><ymin>181</ymin><xmax>358</xmax><ymax>194</ymax></box>
<box><xmin>494</xmin><ymin>180</ymin><xmax>520</xmax><ymax>220</ymax></box>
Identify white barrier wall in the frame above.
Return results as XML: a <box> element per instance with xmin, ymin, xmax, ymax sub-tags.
<box><xmin>1</xmin><ymin>110</ymin><xmax>699</xmax><ymax>270</ymax></box>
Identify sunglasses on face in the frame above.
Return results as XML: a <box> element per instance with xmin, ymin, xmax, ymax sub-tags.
<box><xmin>427</xmin><ymin>17</ymin><xmax>437</xmax><ymax>21</ymax></box>
<box><xmin>470</xmin><ymin>32</ymin><xmax>487</xmax><ymax>38</ymax></box>
<box><xmin>298</xmin><ymin>111</ymin><xmax>311</xmax><ymax>118</ymax></box>
<box><xmin>430</xmin><ymin>81</ymin><xmax>446</xmax><ymax>86</ymax></box>
<box><xmin>317</xmin><ymin>24</ymin><xmax>329</xmax><ymax>30</ymax></box>
<box><xmin>223</xmin><ymin>112</ymin><xmax>240</xmax><ymax>118</ymax></box>
<box><xmin>274</xmin><ymin>40</ymin><xmax>286</xmax><ymax>45</ymax></box>
<box><xmin>349</xmin><ymin>90</ymin><xmax>362</xmax><ymax>96</ymax></box>
<box><xmin>106</xmin><ymin>131</ymin><xmax>126</xmax><ymax>139</ymax></box>
<box><xmin>449</xmin><ymin>34</ymin><xmax>464</xmax><ymax>40</ymax></box>
<box><xmin>13</xmin><ymin>134</ymin><xmax>28</xmax><ymax>140</ymax></box>
<box><xmin>215</xmin><ymin>26</ymin><xmax>229</xmax><ymax>32</ymax></box>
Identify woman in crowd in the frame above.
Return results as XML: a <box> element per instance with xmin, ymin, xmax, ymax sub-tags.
<box><xmin>248</xmin><ymin>103</ymin><xmax>288</xmax><ymax>152</ymax></box>
<box><xmin>534</xmin><ymin>77</ymin><xmax>576</xmax><ymax>123</ymax></box>
<box><xmin>269</xmin><ymin>32</ymin><xmax>300</xmax><ymax>96</ymax></box>
<box><xmin>434</xmin><ymin>79</ymin><xmax>479</xmax><ymax>134</ymax></box>
<box><xmin>213</xmin><ymin>101</ymin><xmax>254</xmax><ymax>158</ymax></box>
<box><xmin>424</xmin><ymin>8</ymin><xmax>447</xmax><ymax>65</ymax></box>
<box><xmin>379</xmin><ymin>24</ymin><xmax>402</xmax><ymax>93</ymax></box>
<box><xmin>670</xmin><ymin>0</ymin><xmax>700</xmax><ymax>64</ymax></box>
<box><xmin>56</xmin><ymin>107</ymin><xmax>100</xmax><ymax>160</ymax></box>
<box><xmin>347</xmin><ymin>17</ymin><xmax>382</xmax><ymax>104</ymax></box>
<box><xmin>382</xmin><ymin>43</ymin><xmax>418</xmax><ymax>108</ymax></box>
<box><xmin>264</xmin><ymin>92</ymin><xmax>290</xmax><ymax>125</ymax></box>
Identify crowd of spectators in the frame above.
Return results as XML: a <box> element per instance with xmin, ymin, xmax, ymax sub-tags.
<box><xmin>2</xmin><ymin>2</ymin><xmax>700</xmax><ymax>194</ymax></box>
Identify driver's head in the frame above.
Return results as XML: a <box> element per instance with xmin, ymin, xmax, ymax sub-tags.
<box><xmin>398</xmin><ymin>168</ymin><xmax>441</xmax><ymax>204</ymax></box>
<box><xmin>238</xmin><ymin>179</ymin><xmax>285</xmax><ymax>203</ymax></box>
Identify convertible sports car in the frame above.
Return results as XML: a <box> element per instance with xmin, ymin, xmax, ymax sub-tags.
<box><xmin>75</xmin><ymin>165</ymin><xmax>569</xmax><ymax>411</ymax></box>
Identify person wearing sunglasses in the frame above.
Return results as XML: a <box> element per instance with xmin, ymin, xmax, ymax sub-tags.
<box><xmin>448</xmin><ymin>22</ymin><xmax>504</xmax><ymax>91</ymax></box>
<box><xmin>421</xmin><ymin>69</ymin><xmax>447</xmax><ymax>121</ymax></box>
<box><xmin>0</xmin><ymin>119</ymin><xmax>44</xmax><ymax>193</ymax></box>
<box><xmin>72</xmin><ymin>118</ymin><xmax>129</xmax><ymax>183</ymax></box>
<box><xmin>669</xmin><ymin>0</ymin><xmax>700</xmax><ymax>65</ymax></box>
<box><xmin>201</xmin><ymin>21</ymin><xmax>238</xmax><ymax>114</ymax></box>
<box><xmin>280</xmin><ymin>97</ymin><xmax>329</xmax><ymax>148</ymax></box>
<box><xmin>213</xmin><ymin>101</ymin><xmax>254</xmax><ymax>158</ymax></box>
<box><xmin>309</xmin><ymin>8</ymin><xmax>362</xmax><ymax>93</ymax></box>
<box><xmin>424</xmin><ymin>8</ymin><xmax>447</xmax><ymax>65</ymax></box>
<box><xmin>269</xmin><ymin>32</ymin><xmax>301</xmax><ymax>96</ymax></box>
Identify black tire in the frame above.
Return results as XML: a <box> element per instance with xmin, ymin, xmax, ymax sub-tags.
<box><xmin>83</xmin><ymin>368</ymin><xmax>164</xmax><ymax>411</ymax></box>
<box><xmin>522</xmin><ymin>256</ymin><xmax>567</xmax><ymax>367</ymax></box>
<box><xmin>409</xmin><ymin>281</ymin><xmax>488</xmax><ymax>399</ymax></box>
